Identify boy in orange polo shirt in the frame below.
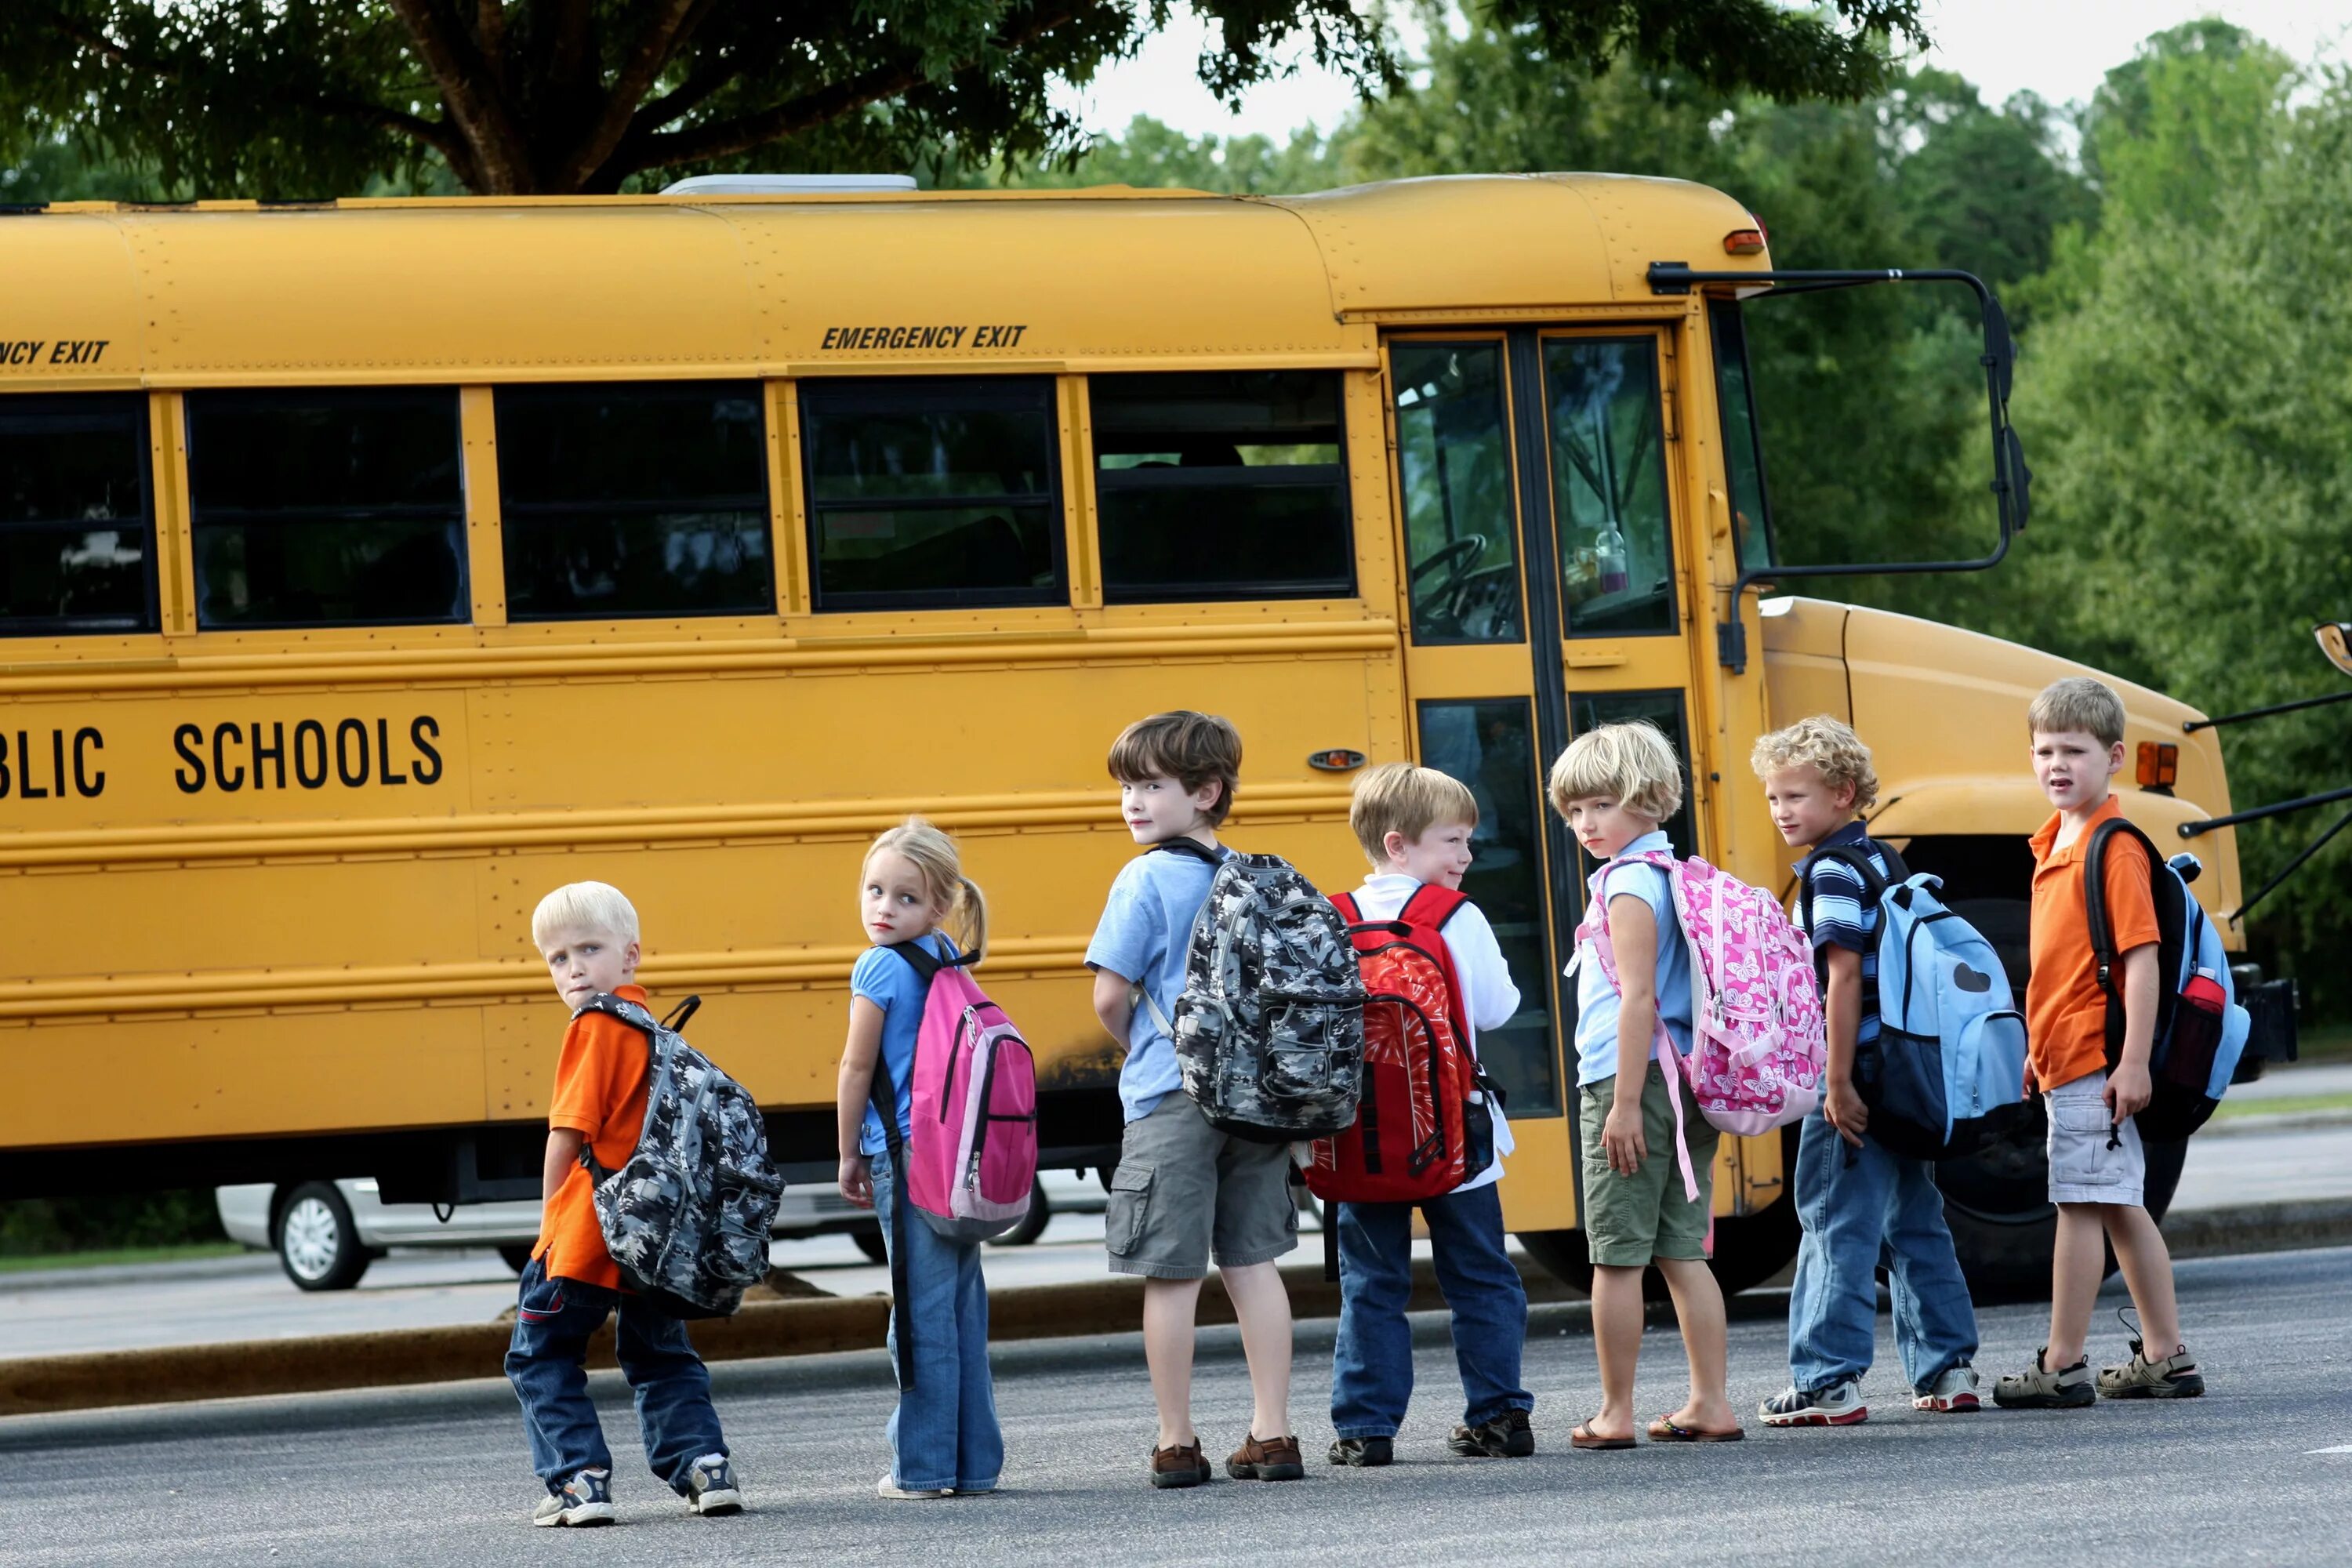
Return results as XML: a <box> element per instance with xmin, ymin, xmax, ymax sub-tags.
<box><xmin>506</xmin><ymin>881</ymin><xmax>746</xmax><ymax>1526</ymax></box>
<box><xmin>1994</xmin><ymin>679</ymin><xmax>2204</xmax><ymax>1409</ymax></box>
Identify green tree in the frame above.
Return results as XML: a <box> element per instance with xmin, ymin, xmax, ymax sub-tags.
<box><xmin>0</xmin><ymin>0</ymin><xmax>1926</xmax><ymax>199</ymax></box>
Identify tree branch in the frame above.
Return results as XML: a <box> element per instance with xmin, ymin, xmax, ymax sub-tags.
<box><xmin>630</xmin><ymin>47</ymin><xmax>745</xmax><ymax>135</ymax></box>
<box><xmin>387</xmin><ymin>0</ymin><xmax>534</xmax><ymax>189</ymax></box>
<box><xmin>626</xmin><ymin>1</ymin><xmax>1089</xmax><ymax>173</ymax></box>
<box><xmin>551</xmin><ymin>0</ymin><xmax>710</xmax><ymax>191</ymax></box>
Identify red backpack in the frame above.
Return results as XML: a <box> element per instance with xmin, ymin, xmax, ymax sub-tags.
<box><xmin>1306</xmin><ymin>885</ymin><xmax>1497</xmax><ymax>1207</ymax></box>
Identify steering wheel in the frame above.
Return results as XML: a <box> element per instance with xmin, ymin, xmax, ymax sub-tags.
<box><xmin>1411</xmin><ymin>535</ymin><xmax>1487</xmax><ymax>590</ymax></box>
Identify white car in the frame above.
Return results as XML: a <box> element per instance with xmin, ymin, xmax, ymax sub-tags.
<box><xmin>214</xmin><ymin>1178</ymin><xmax>877</xmax><ymax>1292</ymax></box>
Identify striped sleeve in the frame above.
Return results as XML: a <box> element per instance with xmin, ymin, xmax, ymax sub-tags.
<box><xmin>1802</xmin><ymin>857</ymin><xmax>1874</xmax><ymax>955</ymax></box>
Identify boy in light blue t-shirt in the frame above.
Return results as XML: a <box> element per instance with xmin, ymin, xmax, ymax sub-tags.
<box><xmin>1084</xmin><ymin>711</ymin><xmax>1303</xmax><ymax>1491</ymax></box>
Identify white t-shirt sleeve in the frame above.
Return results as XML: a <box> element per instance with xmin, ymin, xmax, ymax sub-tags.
<box><xmin>1443</xmin><ymin>901</ymin><xmax>1520</xmax><ymax>1036</ymax></box>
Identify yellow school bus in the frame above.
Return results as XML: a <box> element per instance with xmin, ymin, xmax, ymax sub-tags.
<box><xmin>0</xmin><ymin>175</ymin><xmax>2288</xmax><ymax>1297</ymax></box>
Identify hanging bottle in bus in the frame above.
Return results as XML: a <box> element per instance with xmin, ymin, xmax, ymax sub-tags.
<box><xmin>1595</xmin><ymin>524</ymin><xmax>1629</xmax><ymax>595</ymax></box>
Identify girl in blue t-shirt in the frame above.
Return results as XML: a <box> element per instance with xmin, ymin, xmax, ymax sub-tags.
<box><xmin>833</xmin><ymin>816</ymin><xmax>1003</xmax><ymax>1499</ymax></box>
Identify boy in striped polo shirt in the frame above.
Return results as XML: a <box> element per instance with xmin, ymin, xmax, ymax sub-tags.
<box><xmin>1751</xmin><ymin>717</ymin><xmax>1981</xmax><ymax>1426</ymax></box>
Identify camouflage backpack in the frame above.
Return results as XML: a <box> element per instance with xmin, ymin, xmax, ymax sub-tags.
<box><xmin>1141</xmin><ymin>843</ymin><xmax>1367</xmax><ymax>1143</ymax></box>
<box><xmin>575</xmin><ymin>994</ymin><xmax>784</xmax><ymax>1318</ymax></box>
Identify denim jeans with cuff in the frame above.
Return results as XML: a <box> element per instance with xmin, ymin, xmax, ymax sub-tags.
<box><xmin>1330</xmin><ymin>1181</ymin><xmax>1532</xmax><ymax>1439</ymax></box>
<box><xmin>873</xmin><ymin>1145</ymin><xmax>1003</xmax><ymax>1493</ymax></box>
<box><xmin>1786</xmin><ymin>1108</ymin><xmax>1980</xmax><ymax>1394</ymax></box>
<box><xmin>505</xmin><ymin>1255</ymin><xmax>728</xmax><ymax>1495</ymax></box>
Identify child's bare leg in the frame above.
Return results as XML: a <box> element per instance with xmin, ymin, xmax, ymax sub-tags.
<box><xmin>1656</xmin><ymin>1256</ymin><xmax>1735</xmax><ymax>1429</ymax></box>
<box><xmin>1142</xmin><ymin>1276</ymin><xmax>1203</xmax><ymax>1448</ymax></box>
<box><xmin>2046</xmin><ymin>1202</ymin><xmax>2106</xmax><ymax>1366</ymax></box>
<box><xmin>2103</xmin><ymin>1203</ymin><xmax>2183</xmax><ymax>1352</ymax></box>
<box><xmin>1220</xmin><ymin>1261</ymin><xmax>1295</xmax><ymax>1439</ymax></box>
<box><xmin>1589</xmin><ymin>1263</ymin><xmax>1645</xmax><ymax>1440</ymax></box>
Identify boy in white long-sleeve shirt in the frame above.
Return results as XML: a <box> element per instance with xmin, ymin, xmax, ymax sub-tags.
<box><xmin>1326</xmin><ymin>763</ymin><xmax>1532</xmax><ymax>1466</ymax></box>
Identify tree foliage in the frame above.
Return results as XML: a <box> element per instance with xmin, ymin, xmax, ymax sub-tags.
<box><xmin>0</xmin><ymin>0</ymin><xmax>1922</xmax><ymax>198</ymax></box>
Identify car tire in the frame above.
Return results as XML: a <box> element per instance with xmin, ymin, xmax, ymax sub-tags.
<box><xmin>852</xmin><ymin>1224</ymin><xmax>888</xmax><ymax>1264</ymax></box>
<box><xmin>989</xmin><ymin>1179</ymin><xmax>1052</xmax><ymax>1247</ymax></box>
<box><xmin>498</xmin><ymin>1243</ymin><xmax>536</xmax><ymax>1275</ymax></box>
<box><xmin>275</xmin><ymin>1182</ymin><xmax>372</xmax><ymax>1291</ymax></box>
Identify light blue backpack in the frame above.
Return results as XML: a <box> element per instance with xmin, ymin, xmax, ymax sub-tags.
<box><xmin>1802</xmin><ymin>843</ymin><xmax>2030</xmax><ymax>1160</ymax></box>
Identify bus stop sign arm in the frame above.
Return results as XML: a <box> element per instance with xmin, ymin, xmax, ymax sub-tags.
<box><xmin>1646</xmin><ymin>263</ymin><xmax>2032</xmax><ymax>673</ymax></box>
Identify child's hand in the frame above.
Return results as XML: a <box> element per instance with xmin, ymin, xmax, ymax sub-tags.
<box><xmin>1602</xmin><ymin>1098</ymin><xmax>1646</xmax><ymax>1175</ymax></box>
<box><xmin>2105</xmin><ymin>1062</ymin><xmax>2152</xmax><ymax>1123</ymax></box>
<box><xmin>1824</xmin><ymin>1079</ymin><xmax>1868</xmax><ymax>1149</ymax></box>
<box><xmin>838</xmin><ymin>1153</ymin><xmax>874</xmax><ymax>1209</ymax></box>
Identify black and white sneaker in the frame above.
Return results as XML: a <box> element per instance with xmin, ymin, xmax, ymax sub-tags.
<box><xmin>1759</xmin><ymin>1379</ymin><xmax>1867</xmax><ymax>1427</ymax></box>
<box><xmin>1327</xmin><ymin>1436</ymin><xmax>1393</xmax><ymax>1467</ymax></box>
<box><xmin>1449</xmin><ymin>1410</ymin><xmax>1536</xmax><ymax>1457</ymax></box>
<box><xmin>532</xmin><ymin>1467</ymin><xmax>616</xmax><ymax>1527</ymax></box>
<box><xmin>685</xmin><ymin>1453</ymin><xmax>744</xmax><ymax>1515</ymax></box>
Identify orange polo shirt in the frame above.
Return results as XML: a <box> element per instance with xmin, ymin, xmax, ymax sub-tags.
<box><xmin>532</xmin><ymin>982</ymin><xmax>652</xmax><ymax>1290</ymax></box>
<box><xmin>2027</xmin><ymin>795</ymin><xmax>2160</xmax><ymax>1093</ymax></box>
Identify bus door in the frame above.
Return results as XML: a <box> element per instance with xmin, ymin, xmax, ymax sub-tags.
<box><xmin>1384</xmin><ymin>327</ymin><xmax>1719</xmax><ymax>1236</ymax></box>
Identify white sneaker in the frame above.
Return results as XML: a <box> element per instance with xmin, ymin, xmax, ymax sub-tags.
<box><xmin>532</xmin><ymin>1467</ymin><xmax>616</xmax><ymax>1527</ymax></box>
<box><xmin>1914</xmin><ymin>1363</ymin><xmax>1982</xmax><ymax>1413</ymax></box>
<box><xmin>685</xmin><ymin>1452</ymin><xmax>745</xmax><ymax>1515</ymax></box>
<box><xmin>1759</xmin><ymin>1378</ymin><xmax>1867</xmax><ymax>1427</ymax></box>
<box><xmin>877</xmin><ymin>1475</ymin><xmax>953</xmax><ymax>1500</ymax></box>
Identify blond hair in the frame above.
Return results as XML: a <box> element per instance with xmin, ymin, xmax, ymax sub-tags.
<box><xmin>863</xmin><ymin>816</ymin><xmax>989</xmax><ymax>959</ymax></box>
<box><xmin>1106</xmin><ymin>710</ymin><xmax>1243</xmax><ymax>826</ymax></box>
<box><xmin>1547</xmin><ymin>722</ymin><xmax>1684</xmax><ymax>823</ymax></box>
<box><xmin>1350</xmin><ymin>763</ymin><xmax>1478</xmax><ymax>866</ymax></box>
<box><xmin>531</xmin><ymin>880</ymin><xmax>640</xmax><ymax>951</ymax></box>
<box><xmin>1750</xmin><ymin>715</ymin><xmax>1880</xmax><ymax>812</ymax></box>
<box><xmin>2029</xmin><ymin>676</ymin><xmax>2127</xmax><ymax>748</ymax></box>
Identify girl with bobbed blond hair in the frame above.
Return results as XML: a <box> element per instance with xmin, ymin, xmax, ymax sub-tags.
<box><xmin>832</xmin><ymin>816</ymin><xmax>1003</xmax><ymax>1499</ymax></box>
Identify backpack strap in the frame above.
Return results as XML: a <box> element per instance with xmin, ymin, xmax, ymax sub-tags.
<box><xmin>869</xmin><ymin>938</ymin><xmax>961</xmax><ymax>1391</ymax></box>
<box><xmin>1151</xmin><ymin>837</ymin><xmax>1225</xmax><ymax>866</ymax></box>
<box><xmin>568</xmin><ymin>993</ymin><xmax>668</xmax><ymax>1185</ymax></box>
<box><xmin>1572</xmin><ymin>858</ymin><xmax>1700</xmax><ymax>1205</ymax></box>
<box><xmin>1396</xmin><ymin>882</ymin><xmax>1469</xmax><ymax>933</ymax></box>
<box><xmin>1330</xmin><ymin>890</ymin><xmax>1363</xmax><ymax>925</ymax></box>
<box><xmin>1797</xmin><ymin>842</ymin><xmax>1891</xmax><ymax>934</ymax></box>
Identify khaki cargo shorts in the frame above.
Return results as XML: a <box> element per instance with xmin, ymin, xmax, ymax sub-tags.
<box><xmin>2044</xmin><ymin>1069</ymin><xmax>2147</xmax><ymax>1206</ymax></box>
<box><xmin>1577</xmin><ymin>1062</ymin><xmax>1719</xmax><ymax>1269</ymax></box>
<box><xmin>1105</xmin><ymin>1093</ymin><xmax>1300</xmax><ymax>1279</ymax></box>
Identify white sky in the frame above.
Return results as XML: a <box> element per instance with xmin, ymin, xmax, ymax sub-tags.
<box><xmin>1058</xmin><ymin>1</ymin><xmax>2352</xmax><ymax>142</ymax></box>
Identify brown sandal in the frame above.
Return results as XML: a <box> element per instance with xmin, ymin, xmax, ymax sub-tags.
<box><xmin>1570</xmin><ymin>1420</ymin><xmax>1636</xmax><ymax>1450</ymax></box>
<box><xmin>1646</xmin><ymin>1415</ymin><xmax>1744</xmax><ymax>1443</ymax></box>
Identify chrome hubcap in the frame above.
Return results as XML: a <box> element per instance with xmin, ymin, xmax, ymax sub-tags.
<box><xmin>281</xmin><ymin>1196</ymin><xmax>341</xmax><ymax>1279</ymax></box>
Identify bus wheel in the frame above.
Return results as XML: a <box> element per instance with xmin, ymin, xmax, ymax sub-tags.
<box><xmin>1938</xmin><ymin>1104</ymin><xmax>2190</xmax><ymax>1305</ymax></box>
<box><xmin>275</xmin><ymin>1181</ymin><xmax>372</xmax><ymax>1292</ymax></box>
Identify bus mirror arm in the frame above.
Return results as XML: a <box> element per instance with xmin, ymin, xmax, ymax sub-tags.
<box><xmin>1647</xmin><ymin>263</ymin><xmax>2031</xmax><ymax>673</ymax></box>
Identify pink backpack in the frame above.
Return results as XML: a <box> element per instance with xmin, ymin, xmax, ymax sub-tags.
<box><xmin>869</xmin><ymin>943</ymin><xmax>1039</xmax><ymax>1244</ymax></box>
<box><xmin>1575</xmin><ymin>851</ymin><xmax>1825</xmax><ymax>1201</ymax></box>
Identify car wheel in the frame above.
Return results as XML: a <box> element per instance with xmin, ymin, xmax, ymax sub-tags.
<box><xmin>276</xmin><ymin>1182</ymin><xmax>372</xmax><ymax>1291</ymax></box>
<box><xmin>498</xmin><ymin>1244</ymin><xmax>536</xmax><ymax>1275</ymax></box>
<box><xmin>989</xmin><ymin>1180</ymin><xmax>1052</xmax><ymax>1247</ymax></box>
<box><xmin>852</xmin><ymin>1224</ymin><xmax>888</xmax><ymax>1263</ymax></box>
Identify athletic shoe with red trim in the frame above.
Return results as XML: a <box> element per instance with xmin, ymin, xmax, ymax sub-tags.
<box><xmin>1914</xmin><ymin>1363</ymin><xmax>1983</xmax><ymax>1413</ymax></box>
<box><xmin>1759</xmin><ymin>1378</ymin><xmax>1867</xmax><ymax>1427</ymax></box>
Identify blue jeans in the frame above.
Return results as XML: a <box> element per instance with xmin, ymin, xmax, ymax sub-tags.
<box><xmin>1787</xmin><ymin>1109</ymin><xmax>1980</xmax><ymax>1394</ymax></box>
<box><xmin>504</xmin><ymin>1256</ymin><xmax>728</xmax><ymax>1495</ymax></box>
<box><xmin>1331</xmin><ymin>1182</ymin><xmax>1532</xmax><ymax>1438</ymax></box>
<box><xmin>873</xmin><ymin>1145</ymin><xmax>1003</xmax><ymax>1492</ymax></box>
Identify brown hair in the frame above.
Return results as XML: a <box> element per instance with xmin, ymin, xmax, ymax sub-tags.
<box><xmin>1349</xmin><ymin>763</ymin><xmax>1479</xmax><ymax>866</ymax></box>
<box><xmin>2029</xmin><ymin>676</ymin><xmax>2128</xmax><ymax>748</ymax></box>
<box><xmin>1105</xmin><ymin>710</ymin><xmax>1243</xmax><ymax>826</ymax></box>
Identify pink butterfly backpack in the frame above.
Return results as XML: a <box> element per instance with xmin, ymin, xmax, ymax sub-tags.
<box><xmin>1575</xmin><ymin>850</ymin><xmax>1826</xmax><ymax>1200</ymax></box>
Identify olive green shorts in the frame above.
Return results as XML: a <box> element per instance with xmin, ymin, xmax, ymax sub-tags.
<box><xmin>1577</xmin><ymin>1062</ymin><xmax>1719</xmax><ymax>1269</ymax></box>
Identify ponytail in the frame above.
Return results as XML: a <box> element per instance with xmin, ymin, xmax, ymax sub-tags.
<box><xmin>954</xmin><ymin>874</ymin><xmax>989</xmax><ymax>964</ymax></box>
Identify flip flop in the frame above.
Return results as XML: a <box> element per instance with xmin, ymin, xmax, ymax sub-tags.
<box><xmin>1646</xmin><ymin>1416</ymin><xmax>1745</xmax><ymax>1443</ymax></box>
<box><xmin>1570</xmin><ymin>1421</ymin><xmax>1636</xmax><ymax>1450</ymax></box>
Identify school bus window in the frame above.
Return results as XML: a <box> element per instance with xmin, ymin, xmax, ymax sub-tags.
<box><xmin>1544</xmin><ymin>339</ymin><xmax>1676</xmax><ymax>636</ymax></box>
<box><xmin>0</xmin><ymin>394</ymin><xmax>156</xmax><ymax>634</ymax></box>
<box><xmin>1570</xmin><ymin>689</ymin><xmax>1697</xmax><ymax>857</ymax></box>
<box><xmin>1392</xmin><ymin>343</ymin><xmax>1524</xmax><ymax>644</ymax></box>
<box><xmin>1091</xmin><ymin>371</ymin><xmax>1353</xmax><ymax>603</ymax></box>
<box><xmin>496</xmin><ymin>382</ymin><xmax>773</xmax><ymax>621</ymax></box>
<box><xmin>799</xmin><ymin>377</ymin><xmax>1063</xmax><ymax>610</ymax></box>
<box><xmin>1709</xmin><ymin>300</ymin><xmax>1777</xmax><ymax>572</ymax></box>
<box><xmin>186</xmin><ymin>388</ymin><xmax>467</xmax><ymax>630</ymax></box>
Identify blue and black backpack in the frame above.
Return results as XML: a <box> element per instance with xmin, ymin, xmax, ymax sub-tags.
<box><xmin>1801</xmin><ymin>841</ymin><xmax>2031</xmax><ymax>1160</ymax></box>
<box><xmin>2082</xmin><ymin>818</ymin><xmax>2251</xmax><ymax>1142</ymax></box>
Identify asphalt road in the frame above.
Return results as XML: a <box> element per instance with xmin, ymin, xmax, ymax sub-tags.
<box><xmin>2</xmin><ymin>1244</ymin><xmax>2347</xmax><ymax>1566</ymax></box>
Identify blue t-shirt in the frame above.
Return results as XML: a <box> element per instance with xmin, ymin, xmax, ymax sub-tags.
<box><xmin>1084</xmin><ymin>843</ymin><xmax>1225</xmax><ymax>1123</ymax></box>
<box><xmin>1794</xmin><ymin>821</ymin><xmax>1889</xmax><ymax>1050</ymax></box>
<box><xmin>851</xmin><ymin>932</ymin><xmax>956</xmax><ymax>1156</ymax></box>
<box><xmin>1570</xmin><ymin>830</ymin><xmax>1694</xmax><ymax>1086</ymax></box>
